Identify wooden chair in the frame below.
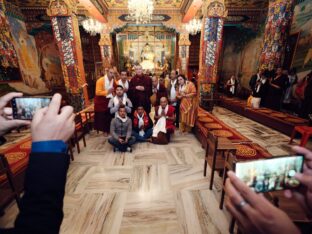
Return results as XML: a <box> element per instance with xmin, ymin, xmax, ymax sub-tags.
<box><xmin>67</xmin><ymin>140</ymin><xmax>74</xmax><ymax>161</ymax></box>
<box><xmin>204</xmin><ymin>132</ymin><xmax>236</xmax><ymax>190</ymax></box>
<box><xmin>203</xmin><ymin>132</ymin><xmax>218</xmax><ymax>190</ymax></box>
<box><xmin>0</xmin><ymin>154</ymin><xmax>21</xmax><ymax>215</ymax></box>
<box><xmin>71</xmin><ymin>113</ymin><xmax>87</xmax><ymax>154</ymax></box>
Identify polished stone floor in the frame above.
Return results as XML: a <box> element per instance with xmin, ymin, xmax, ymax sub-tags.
<box><xmin>0</xmin><ymin>106</ymin><xmax>309</xmax><ymax>234</ymax></box>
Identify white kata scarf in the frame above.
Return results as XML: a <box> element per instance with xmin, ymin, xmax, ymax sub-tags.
<box><xmin>170</xmin><ymin>79</ymin><xmax>177</xmax><ymax>102</ymax></box>
<box><xmin>118</xmin><ymin>79</ymin><xmax>129</xmax><ymax>90</ymax></box>
<box><xmin>152</xmin><ymin>83</ymin><xmax>160</xmax><ymax>93</ymax></box>
<box><xmin>113</xmin><ymin>95</ymin><xmax>127</xmax><ymax>107</ymax></box>
<box><xmin>179</xmin><ymin>82</ymin><xmax>187</xmax><ymax>93</ymax></box>
<box><xmin>152</xmin><ymin>105</ymin><xmax>169</xmax><ymax>137</ymax></box>
<box><xmin>138</xmin><ymin>113</ymin><xmax>145</xmax><ymax>137</ymax></box>
<box><xmin>116</xmin><ymin>113</ymin><xmax>128</xmax><ymax>123</ymax></box>
<box><xmin>229</xmin><ymin>78</ymin><xmax>236</xmax><ymax>94</ymax></box>
<box><xmin>104</xmin><ymin>75</ymin><xmax>114</xmax><ymax>98</ymax></box>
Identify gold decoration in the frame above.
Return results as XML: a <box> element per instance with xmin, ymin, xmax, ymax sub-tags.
<box><xmin>198</xmin><ymin>117</ymin><xmax>214</xmax><ymax>123</ymax></box>
<box><xmin>47</xmin><ymin>0</ymin><xmax>77</xmax><ymax>17</ymax></box>
<box><xmin>212</xmin><ymin>130</ymin><xmax>233</xmax><ymax>138</ymax></box>
<box><xmin>178</xmin><ymin>33</ymin><xmax>191</xmax><ymax>46</ymax></box>
<box><xmin>20</xmin><ymin>141</ymin><xmax>31</xmax><ymax>149</ymax></box>
<box><xmin>236</xmin><ymin>145</ymin><xmax>257</xmax><ymax>158</ymax></box>
<box><xmin>198</xmin><ymin>113</ymin><xmax>207</xmax><ymax>117</ymax></box>
<box><xmin>202</xmin><ymin>0</ymin><xmax>228</xmax><ymax>18</ymax></box>
<box><xmin>205</xmin><ymin>123</ymin><xmax>222</xmax><ymax>129</ymax></box>
<box><xmin>6</xmin><ymin>152</ymin><xmax>27</xmax><ymax>164</ymax></box>
<box><xmin>271</xmin><ymin>113</ymin><xmax>288</xmax><ymax>118</ymax></box>
<box><xmin>99</xmin><ymin>33</ymin><xmax>112</xmax><ymax>46</ymax></box>
<box><xmin>284</xmin><ymin>118</ymin><xmax>305</xmax><ymax>124</ymax></box>
<box><xmin>257</xmin><ymin>109</ymin><xmax>273</xmax><ymax>114</ymax></box>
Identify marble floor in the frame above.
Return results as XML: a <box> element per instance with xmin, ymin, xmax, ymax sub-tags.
<box><xmin>0</xmin><ymin>107</ymin><xmax>310</xmax><ymax>234</ymax></box>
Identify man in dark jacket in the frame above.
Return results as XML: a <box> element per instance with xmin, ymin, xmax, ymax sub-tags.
<box><xmin>108</xmin><ymin>105</ymin><xmax>136</xmax><ymax>152</ymax></box>
<box><xmin>0</xmin><ymin>93</ymin><xmax>74</xmax><ymax>234</ymax></box>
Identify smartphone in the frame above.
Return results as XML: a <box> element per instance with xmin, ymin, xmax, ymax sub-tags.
<box><xmin>234</xmin><ymin>155</ymin><xmax>304</xmax><ymax>193</ymax></box>
<box><xmin>11</xmin><ymin>97</ymin><xmax>52</xmax><ymax>120</ymax></box>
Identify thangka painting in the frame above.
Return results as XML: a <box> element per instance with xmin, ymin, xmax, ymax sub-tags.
<box><xmin>0</xmin><ymin>0</ymin><xmax>21</xmax><ymax>82</ymax></box>
<box><xmin>34</xmin><ymin>31</ymin><xmax>63</xmax><ymax>89</ymax></box>
<box><xmin>291</xmin><ymin>0</ymin><xmax>312</xmax><ymax>72</ymax></box>
<box><xmin>7</xmin><ymin>15</ymin><xmax>48</xmax><ymax>92</ymax></box>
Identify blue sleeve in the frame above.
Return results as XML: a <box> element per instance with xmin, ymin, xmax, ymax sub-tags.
<box><xmin>32</xmin><ymin>141</ymin><xmax>68</xmax><ymax>154</ymax></box>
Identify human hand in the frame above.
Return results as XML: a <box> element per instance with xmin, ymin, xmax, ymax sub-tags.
<box><xmin>0</xmin><ymin>92</ymin><xmax>30</xmax><ymax>136</ymax></box>
<box><xmin>225</xmin><ymin>171</ymin><xmax>300</xmax><ymax>234</ymax></box>
<box><xmin>31</xmin><ymin>93</ymin><xmax>75</xmax><ymax>143</ymax></box>
<box><xmin>118</xmin><ymin>138</ymin><xmax>124</xmax><ymax>144</ymax></box>
<box><xmin>285</xmin><ymin>146</ymin><xmax>312</xmax><ymax>217</ymax></box>
<box><xmin>108</xmin><ymin>88</ymin><xmax>114</xmax><ymax>94</ymax></box>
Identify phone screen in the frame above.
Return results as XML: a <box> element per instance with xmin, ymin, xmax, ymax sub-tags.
<box><xmin>11</xmin><ymin>97</ymin><xmax>52</xmax><ymax>120</ymax></box>
<box><xmin>235</xmin><ymin>155</ymin><xmax>304</xmax><ymax>193</ymax></box>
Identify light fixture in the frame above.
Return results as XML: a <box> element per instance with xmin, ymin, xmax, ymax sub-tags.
<box><xmin>128</xmin><ymin>0</ymin><xmax>154</xmax><ymax>24</ymax></box>
<box><xmin>81</xmin><ymin>18</ymin><xmax>105</xmax><ymax>36</ymax></box>
<box><xmin>184</xmin><ymin>18</ymin><xmax>202</xmax><ymax>35</ymax></box>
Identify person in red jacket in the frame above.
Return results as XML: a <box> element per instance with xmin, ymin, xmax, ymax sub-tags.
<box><xmin>152</xmin><ymin>97</ymin><xmax>175</xmax><ymax>144</ymax></box>
<box><xmin>132</xmin><ymin>106</ymin><xmax>153</xmax><ymax>142</ymax></box>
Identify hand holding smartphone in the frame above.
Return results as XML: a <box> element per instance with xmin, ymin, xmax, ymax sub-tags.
<box><xmin>235</xmin><ymin>155</ymin><xmax>304</xmax><ymax>193</ymax></box>
<box><xmin>11</xmin><ymin>97</ymin><xmax>52</xmax><ymax>120</ymax></box>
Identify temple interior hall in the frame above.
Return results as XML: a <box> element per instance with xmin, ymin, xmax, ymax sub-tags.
<box><xmin>0</xmin><ymin>0</ymin><xmax>312</xmax><ymax>233</ymax></box>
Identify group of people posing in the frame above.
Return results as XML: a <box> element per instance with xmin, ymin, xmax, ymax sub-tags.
<box><xmin>93</xmin><ymin>65</ymin><xmax>197</xmax><ymax>152</ymax></box>
<box><xmin>226</xmin><ymin>67</ymin><xmax>312</xmax><ymax>119</ymax></box>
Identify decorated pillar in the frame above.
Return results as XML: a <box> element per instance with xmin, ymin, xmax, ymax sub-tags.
<box><xmin>99</xmin><ymin>33</ymin><xmax>113</xmax><ymax>70</ymax></box>
<box><xmin>47</xmin><ymin>0</ymin><xmax>89</xmax><ymax>111</ymax></box>
<box><xmin>198</xmin><ymin>0</ymin><xmax>227</xmax><ymax>108</ymax></box>
<box><xmin>178</xmin><ymin>33</ymin><xmax>191</xmax><ymax>75</ymax></box>
<box><xmin>259</xmin><ymin>0</ymin><xmax>294</xmax><ymax>70</ymax></box>
<box><xmin>199</xmin><ymin>0</ymin><xmax>227</xmax><ymax>84</ymax></box>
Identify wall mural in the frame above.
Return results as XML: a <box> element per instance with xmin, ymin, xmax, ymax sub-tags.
<box><xmin>0</xmin><ymin>0</ymin><xmax>21</xmax><ymax>82</ymax></box>
<box><xmin>221</xmin><ymin>26</ymin><xmax>264</xmax><ymax>88</ymax></box>
<box><xmin>7</xmin><ymin>15</ymin><xmax>48</xmax><ymax>93</ymax></box>
<box><xmin>291</xmin><ymin>0</ymin><xmax>312</xmax><ymax>73</ymax></box>
<box><xmin>32</xmin><ymin>29</ymin><xmax>63</xmax><ymax>89</ymax></box>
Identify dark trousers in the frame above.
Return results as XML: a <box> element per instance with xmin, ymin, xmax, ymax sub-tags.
<box><xmin>132</xmin><ymin>128</ymin><xmax>153</xmax><ymax>142</ymax></box>
<box><xmin>175</xmin><ymin>100</ymin><xmax>181</xmax><ymax>128</ymax></box>
<box><xmin>108</xmin><ymin>136</ymin><xmax>136</xmax><ymax>152</ymax></box>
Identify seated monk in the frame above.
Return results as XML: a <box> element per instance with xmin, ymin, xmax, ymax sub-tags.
<box><xmin>132</xmin><ymin>106</ymin><xmax>153</xmax><ymax>142</ymax></box>
<box><xmin>152</xmin><ymin>97</ymin><xmax>175</xmax><ymax>145</ymax></box>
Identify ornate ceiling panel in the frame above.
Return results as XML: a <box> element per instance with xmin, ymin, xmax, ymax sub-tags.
<box><xmin>7</xmin><ymin>0</ymin><xmax>50</xmax><ymax>7</ymax></box>
<box><xmin>104</xmin><ymin>0</ymin><xmax>184</xmax><ymax>9</ymax></box>
<box><xmin>225</xmin><ymin>0</ymin><xmax>268</xmax><ymax>9</ymax></box>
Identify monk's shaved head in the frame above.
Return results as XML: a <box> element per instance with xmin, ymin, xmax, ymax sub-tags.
<box><xmin>160</xmin><ymin>97</ymin><xmax>168</xmax><ymax>108</ymax></box>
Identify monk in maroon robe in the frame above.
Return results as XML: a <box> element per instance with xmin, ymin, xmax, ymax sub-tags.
<box><xmin>129</xmin><ymin>65</ymin><xmax>152</xmax><ymax>113</ymax></box>
<box><xmin>151</xmin><ymin>76</ymin><xmax>168</xmax><ymax>107</ymax></box>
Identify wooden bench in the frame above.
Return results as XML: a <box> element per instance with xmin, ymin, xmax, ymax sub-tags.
<box><xmin>219</xmin><ymin>96</ymin><xmax>308</xmax><ymax>136</ymax></box>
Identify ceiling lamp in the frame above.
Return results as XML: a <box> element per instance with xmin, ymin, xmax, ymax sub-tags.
<box><xmin>184</xmin><ymin>18</ymin><xmax>202</xmax><ymax>35</ymax></box>
<box><xmin>82</xmin><ymin>18</ymin><xmax>105</xmax><ymax>36</ymax></box>
<box><xmin>128</xmin><ymin>0</ymin><xmax>154</xmax><ymax>24</ymax></box>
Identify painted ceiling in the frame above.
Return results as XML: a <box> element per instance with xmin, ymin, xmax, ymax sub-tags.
<box><xmin>7</xmin><ymin>0</ymin><xmax>268</xmax><ymax>9</ymax></box>
<box><xmin>104</xmin><ymin>0</ymin><xmax>184</xmax><ymax>9</ymax></box>
<box><xmin>225</xmin><ymin>0</ymin><xmax>268</xmax><ymax>9</ymax></box>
